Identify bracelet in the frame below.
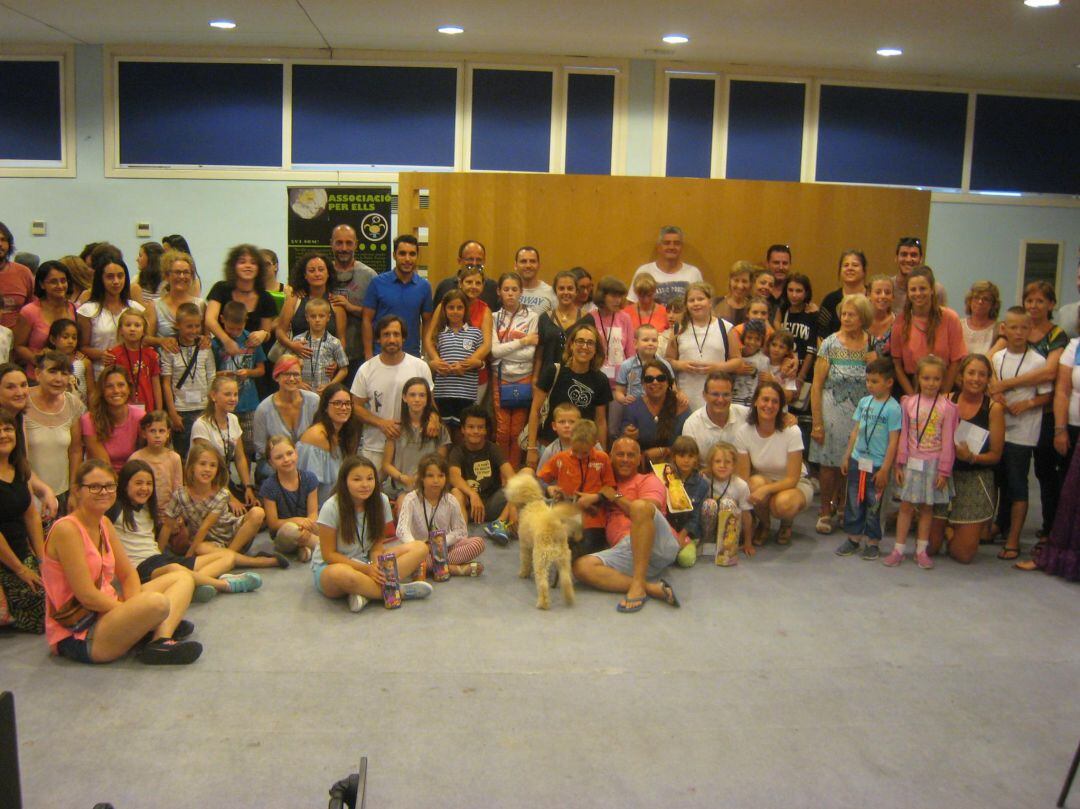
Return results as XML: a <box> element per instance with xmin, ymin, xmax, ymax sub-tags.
<box><xmin>1054</xmin><ymin>425</ymin><xmax>1067</xmax><ymax>433</ymax></box>
<box><xmin>526</xmin><ymin>446</ymin><xmax>538</xmax><ymax>451</ymax></box>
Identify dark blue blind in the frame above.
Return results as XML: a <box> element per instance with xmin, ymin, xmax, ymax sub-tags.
<box><xmin>470</xmin><ymin>69</ymin><xmax>552</xmax><ymax>172</ymax></box>
<box><xmin>292</xmin><ymin>65</ymin><xmax>457</xmax><ymax>167</ymax></box>
<box><xmin>971</xmin><ymin>94</ymin><xmax>1080</xmax><ymax>195</ymax></box>
<box><xmin>666</xmin><ymin>77</ymin><xmax>714</xmax><ymax>178</ymax></box>
<box><xmin>565</xmin><ymin>73</ymin><xmax>615</xmax><ymax>175</ymax></box>
<box><xmin>726</xmin><ymin>80</ymin><xmax>804</xmax><ymax>182</ymax></box>
<box><xmin>817</xmin><ymin>85</ymin><xmax>967</xmax><ymax>188</ymax></box>
<box><xmin>118</xmin><ymin>61</ymin><xmax>283</xmax><ymax>167</ymax></box>
<box><xmin>0</xmin><ymin>60</ymin><xmax>62</xmax><ymax>161</ymax></box>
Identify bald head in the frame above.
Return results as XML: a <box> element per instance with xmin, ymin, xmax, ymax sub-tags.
<box><xmin>331</xmin><ymin>225</ymin><xmax>358</xmax><ymax>270</ymax></box>
<box><xmin>611</xmin><ymin>437</ymin><xmax>642</xmax><ymax>481</ymax></box>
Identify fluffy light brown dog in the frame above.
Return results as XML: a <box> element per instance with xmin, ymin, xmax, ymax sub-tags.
<box><xmin>505</xmin><ymin>472</ymin><xmax>580</xmax><ymax>610</ymax></box>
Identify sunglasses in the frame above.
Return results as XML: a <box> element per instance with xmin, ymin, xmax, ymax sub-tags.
<box><xmin>643</xmin><ymin>374</ymin><xmax>668</xmax><ymax>383</ymax></box>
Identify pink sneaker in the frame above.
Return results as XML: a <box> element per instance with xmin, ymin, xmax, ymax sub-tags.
<box><xmin>882</xmin><ymin>549</ymin><xmax>904</xmax><ymax>567</ymax></box>
<box><xmin>915</xmin><ymin>551</ymin><xmax>934</xmax><ymax>569</ymax></box>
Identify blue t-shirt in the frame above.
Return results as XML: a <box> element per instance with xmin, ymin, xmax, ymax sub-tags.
<box><xmin>850</xmin><ymin>395</ymin><xmax>902</xmax><ymax>467</ymax></box>
<box><xmin>362</xmin><ymin>271</ymin><xmax>434</xmax><ymax>357</ymax></box>
<box><xmin>312</xmin><ymin>492</ymin><xmax>392</xmax><ymax>566</ymax></box>
<box><xmin>212</xmin><ymin>329</ymin><xmax>267</xmax><ymax>414</ymax></box>
<box><xmin>258</xmin><ymin>469</ymin><xmax>320</xmax><ymax>519</ymax></box>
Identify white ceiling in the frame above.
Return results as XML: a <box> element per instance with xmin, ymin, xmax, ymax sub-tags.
<box><xmin>2</xmin><ymin>0</ymin><xmax>1078</xmax><ymax>92</ymax></box>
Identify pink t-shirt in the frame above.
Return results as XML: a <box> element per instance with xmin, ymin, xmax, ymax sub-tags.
<box><xmin>591</xmin><ymin>309</ymin><xmax>636</xmax><ymax>383</ymax></box>
<box><xmin>81</xmin><ymin>404</ymin><xmax>146</xmax><ymax>471</ymax></box>
<box><xmin>606</xmin><ymin>472</ymin><xmax>668</xmax><ymax>547</ymax></box>
<box><xmin>41</xmin><ymin>515</ymin><xmax>118</xmax><ymax>652</ymax></box>
<box><xmin>897</xmin><ymin>393</ymin><xmax>959</xmax><ymax>476</ymax></box>
<box><xmin>0</xmin><ymin>261</ymin><xmax>35</xmax><ymax>330</ymax></box>
<box><xmin>890</xmin><ymin>307</ymin><xmax>967</xmax><ymax>374</ymax></box>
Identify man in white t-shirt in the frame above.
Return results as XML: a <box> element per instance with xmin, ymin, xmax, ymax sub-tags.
<box><xmin>350</xmin><ymin>314</ymin><xmax>433</xmax><ymax>471</ymax></box>
<box><xmin>1056</xmin><ymin>257</ymin><xmax>1079</xmax><ymax>340</ymax></box>
<box><xmin>627</xmin><ymin>226</ymin><xmax>703</xmax><ymax>307</ymax></box>
<box><xmin>514</xmin><ymin>245</ymin><xmax>556</xmax><ymax>315</ymax></box>
<box><xmin>680</xmin><ymin>373</ymin><xmax>750</xmax><ymax>465</ymax></box>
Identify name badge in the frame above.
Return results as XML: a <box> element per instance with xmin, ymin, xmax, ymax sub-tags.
<box><xmin>908</xmin><ymin>458</ymin><xmax>925</xmax><ymax>472</ymax></box>
<box><xmin>858</xmin><ymin>457</ymin><xmax>874</xmax><ymax>473</ymax></box>
<box><xmin>179</xmin><ymin>388</ymin><xmax>203</xmax><ymax>406</ymax></box>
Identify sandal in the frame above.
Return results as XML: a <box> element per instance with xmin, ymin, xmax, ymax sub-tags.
<box><xmin>777</xmin><ymin>522</ymin><xmax>793</xmax><ymax>545</ymax></box>
<box><xmin>616</xmin><ymin>595</ymin><xmax>647</xmax><ymax>613</ymax></box>
<box><xmin>451</xmin><ymin>561</ymin><xmax>484</xmax><ymax>577</ymax></box>
<box><xmin>658</xmin><ymin>577</ymin><xmax>680</xmax><ymax>608</ymax></box>
<box><xmin>815</xmin><ymin>514</ymin><xmax>834</xmax><ymax>534</ymax></box>
<box><xmin>997</xmin><ymin>546</ymin><xmax>1020</xmax><ymax>560</ymax></box>
<box><xmin>752</xmin><ymin>519</ymin><xmax>768</xmax><ymax>546</ymax></box>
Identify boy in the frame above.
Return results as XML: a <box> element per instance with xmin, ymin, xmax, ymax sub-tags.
<box><xmin>614</xmin><ymin>323</ymin><xmax>676</xmax><ymax>405</ymax></box>
<box><xmin>293</xmin><ymin>297</ymin><xmax>348</xmax><ymax>393</ymax></box>
<box><xmin>213</xmin><ymin>300</ymin><xmax>267</xmax><ymax>464</ymax></box>
<box><xmin>537</xmin><ymin>419</ymin><xmax>615</xmax><ymax>556</ymax></box>
<box><xmin>161</xmin><ymin>301</ymin><xmax>216</xmax><ymax>462</ymax></box>
<box><xmin>537</xmin><ymin>403</ymin><xmax>602</xmax><ymax>468</ymax></box>
<box><xmin>449</xmin><ymin>405</ymin><xmax>516</xmax><ymax>544</ymax></box>
<box><xmin>992</xmin><ymin>306</ymin><xmax>1053</xmax><ymax>559</ymax></box>
<box><xmin>732</xmin><ymin>318</ymin><xmax>769</xmax><ymax>405</ymax></box>
<box><xmin>666</xmin><ymin>435</ymin><xmax>709</xmax><ymax>567</ymax></box>
<box><xmin>836</xmin><ymin>357</ymin><xmax>902</xmax><ymax>560</ymax></box>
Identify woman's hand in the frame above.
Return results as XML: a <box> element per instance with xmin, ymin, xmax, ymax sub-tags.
<box><xmin>810</xmin><ymin>424</ymin><xmax>825</xmax><ymax>444</ymax></box>
<box><xmin>1054</xmin><ymin>430</ymin><xmax>1071</xmax><ymax>456</ymax></box>
<box><xmin>229</xmin><ymin>496</ymin><xmax>247</xmax><ymax>516</ymax></box>
<box><xmin>247</xmin><ymin>330</ymin><xmax>269</xmax><ymax>348</ymax></box>
<box><xmin>954</xmin><ymin>443</ymin><xmax>973</xmax><ymax>463</ymax></box>
<box><xmin>159</xmin><ymin>337</ymin><xmax>179</xmax><ymax>354</ymax></box>
<box><xmin>224</xmin><ymin>338</ymin><xmax>244</xmax><ymax>357</ymax></box>
<box><xmin>15</xmin><ymin>564</ymin><xmax>42</xmax><ymax>592</ymax></box>
<box><xmin>748</xmin><ymin>487</ymin><xmax>770</xmax><ymax>507</ymax></box>
<box><xmin>291</xmin><ymin>339</ymin><xmax>314</xmax><ymax>359</ymax></box>
<box><xmin>622</xmin><ymin>423</ymin><xmax>640</xmax><ymax>441</ymax></box>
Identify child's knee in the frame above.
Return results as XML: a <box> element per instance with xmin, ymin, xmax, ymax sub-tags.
<box><xmin>246</xmin><ymin>506</ymin><xmax>265</xmax><ymax>527</ymax></box>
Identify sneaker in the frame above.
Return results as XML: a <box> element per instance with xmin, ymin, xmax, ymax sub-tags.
<box><xmin>834</xmin><ymin>538</ymin><xmax>861</xmax><ymax>557</ymax></box>
<box><xmin>882</xmin><ymin>549</ymin><xmax>904</xmax><ymax>567</ymax></box>
<box><xmin>193</xmin><ymin>584</ymin><xmax>217</xmax><ymax>603</ymax></box>
<box><xmin>915</xmin><ymin>551</ymin><xmax>934</xmax><ymax>570</ymax></box>
<box><xmin>347</xmin><ymin>593</ymin><xmax>368</xmax><ymax>613</ymax></box>
<box><xmin>256</xmin><ymin>551</ymin><xmax>290</xmax><ymax>569</ymax></box>
<box><xmin>401</xmin><ymin>580</ymin><xmax>434</xmax><ymax>600</ymax></box>
<box><xmin>136</xmin><ymin>638</ymin><xmax>203</xmax><ymax>665</ymax></box>
<box><xmin>222</xmin><ymin>572</ymin><xmax>262</xmax><ymax>593</ymax></box>
<box><xmin>483</xmin><ymin>520</ymin><xmax>511</xmax><ymax>547</ymax></box>
<box><xmin>860</xmin><ymin>544</ymin><xmax>880</xmax><ymax>561</ymax></box>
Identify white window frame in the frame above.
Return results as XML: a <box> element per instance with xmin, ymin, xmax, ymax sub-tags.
<box><xmin>1017</xmin><ymin>240</ymin><xmax>1064</xmax><ymax>302</ymax></box>
<box><xmin>0</xmin><ymin>48</ymin><xmax>76</xmax><ymax>178</ymax></box>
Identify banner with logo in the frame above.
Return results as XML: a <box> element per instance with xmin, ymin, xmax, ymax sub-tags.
<box><xmin>286</xmin><ymin>186</ymin><xmax>392</xmax><ymax>274</ymax></box>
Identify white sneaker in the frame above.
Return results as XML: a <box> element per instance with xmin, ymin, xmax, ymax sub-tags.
<box><xmin>347</xmin><ymin>593</ymin><xmax>368</xmax><ymax>613</ymax></box>
<box><xmin>401</xmin><ymin>581</ymin><xmax>434</xmax><ymax>600</ymax></box>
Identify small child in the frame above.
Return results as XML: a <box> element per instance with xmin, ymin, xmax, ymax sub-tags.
<box><xmin>396</xmin><ymin>454</ymin><xmax>486</xmax><ymax>577</ymax></box>
<box><xmin>537</xmin><ymin>402</ymin><xmax>602</xmax><ymax>469</ymax></box>
<box><xmin>259</xmin><ymin>434</ymin><xmax>321</xmax><ymax>562</ymax></box>
<box><xmin>657</xmin><ymin>294</ymin><xmax>684</xmax><ymax>359</ymax></box>
<box><xmin>764</xmin><ymin>330</ymin><xmax>799</xmax><ymax>404</ymax></box>
<box><xmin>699</xmin><ymin>442</ymin><xmax>754</xmax><ymax>566</ymax></box>
<box><xmin>107</xmin><ymin>308</ymin><xmax>162</xmax><ymax>411</ymax></box>
<box><xmin>885</xmin><ymin>355</ymin><xmax>959</xmax><ymax>569</ymax></box>
<box><xmin>45</xmin><ymin>318</ymin><xmax>89</xmax><ymax>406</ymax></box>
<box><xmin>991</xmin><ymin>306</ymin><xmax>1054</xmax><ymax>561</ymax></box>
<box><xmin>190</xmin><ymin>375</ymin><xmax>259</xmax><ymax>507</ymax></box>
<box><xmin>666</xmin><ymin>436</ymin><xmax>710</xmax><ymax>567</ymax></box>
<box><xmin>733</xmin><ymin>318</ymin><xmax>769</xmax><ymax>405</ymax></box>
<box><xmin>448</xmin><ymin>406</ymin><xmax>516</xmax><ymax>543</ymax></box>
<box><xmin>614</xmin><ymin>323</ymin><xmax>676</xmax><ymax>405</ymax></box>
<box><xmin>836</xmin><ymin>358</ymin><xmax>902</xmax><ymax>560</ymax></box>
<box><xmin>590</xmin><ymin>276</ymin><xmax>635</xmax><ymax>385</ymax></box>
<box><xmin>161</xmin><ymin>302</ymin><xmax>216</xmax><ymax>462</ymax></box>
<box><xmin>431</xmin><ymin>289</ymin><xmax>484</xmax><ymax>435</ymax></box>
<box><xmin>537</xmin><ymin>419</ymin><xmax>615</xmax><ymax>555</ymax></box>
<box><xmin>212</xmin><ymin>300</ymin><xmax>267</xmax><ymax>464</ymax></box>
<box><xmin>292</xmin><ymin>297</ymin><xmax>347</xmax><ymax>394</ymax></box>
<box><xmin>130</xmin><ymin>410</ymin><xmax>184</xmax><ymax>516</ymax></box>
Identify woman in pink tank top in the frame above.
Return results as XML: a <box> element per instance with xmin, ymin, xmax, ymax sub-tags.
<box><xmin>41</xmin><ymin>458</ymin><xmax>202</xmax><ymax>665</ymax></box>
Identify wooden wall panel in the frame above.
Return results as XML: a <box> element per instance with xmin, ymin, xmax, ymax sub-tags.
<box><xmin>399</xmin><ymin>173</ymin><xmax>930</xmax><ymax>302</ymax></box>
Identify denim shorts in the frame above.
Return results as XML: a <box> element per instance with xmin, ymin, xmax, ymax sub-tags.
<box><xmin>56</xmin><ymin>630</ymin><xmax>96</xmax><ymax>664</ymax></box>
<box><xmin>592</xmin><ymin>508</ymin><xmax>680</xmax><ymax>579</ymax></box>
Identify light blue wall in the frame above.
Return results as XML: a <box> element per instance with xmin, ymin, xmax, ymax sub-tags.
<box><xmin>4</xmin><ymin>46</ymin><xmax>1078</xmax><ymax>311</ymax></box>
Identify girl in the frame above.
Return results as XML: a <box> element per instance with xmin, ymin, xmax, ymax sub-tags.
<box><xmin>396</xmin><ymin>454</ymin><xmax>485</xmax><ymax>577</ymax></box>
<box><xmin>76</xmin><ymin>257</ymin><xmax>155</xmax><ymax>377</ymax></box>
<box><xmin>130</xmin><ymin>410</ymin><xmax>184</xmax><ymax>515</ymax></box>
<box><xmin>666</xmin><ymin>282</ymin><xmax>745</xmax><ymax>412</ymax></box>
<box><xmin>109</xmin><ymin>460</ymin><xmax>261</xmax><ymax>597</ymax></box>
<box><xmin>574</xmin><ymin>267</ymin><xmax>596</xmax><ymax>315</ymax></box>
<box><xmin>297</xmin><ymin>383</ymin><xmax>363</xmax><ymax>507</ymax></box>
<box><xmin>161</xmin><ymin>441</ymin><xmax>282</xmax><ymax>570</ymax></box>
<box><xmin>134</xmin><ymin>241</ymin><xmax>166</xmax><ymax>305</ymax></box>
<box><xmin>778</xmin><ymin>273</ymin><xmax>818</xmax><ymax>406</ymax></box>
<box><xmin>867</xmin><ymin>275</ymin><xmax>896</xmax><ymax>360</ymax></box>
<box><xmin>426</xmin><ymin>289</ymin><xmax>484</xmax><ymax>435</ymax></box>
<box><xmin>204</xmin><ymin>244</ymin><xmax>276</xmax><ymax>359</ymax></box>
<box><xmin>534</xmin><ymin>269</ymin><xmax>590</xmax><ymax>376</ymax></box>
<box><xmin>667</xmin><ymin>436</ymin><xmax>709</xmax><ymax>567</ymax></box>
<box><xmin>107</xmin><ymin>308</ymin><xmax>162</xmax><ymax>411</ymax></box>
<box><xmin>713</xmin><ymin>261</ymin><xmax>752</xmax><ymax>326</ymax></box>
<box><xmin>764</xmin><ymin>331</ymin><xmax>799</xmax><ymax>404</ymax></box>
<box><xmin>624</xmin><ymin>273</ymin><xmax>668</xmax><ymax>331</ymax></box>
<box><xmin>259</xmin><ymin>435</ymin><xmax>320</xmax><ymax>562</ymax></box>
<box><xmin>191</xmin><ymin>375</ymin><xmax>259</xmax><ymax>510</ymax></box>
<box><xmin>24</xmin><ymin>351</ymin><xmax>83</xmax><ymax>517</ymax></box>
<box><xmin>885</xmin><ymin>355</ymin><xmax>959</xmax><ymax>569</ymax></box>
<box><xmin>313</xmin><ymin>455</ymin><xmax>432</xmax><ymax>613</ymax></box>
<box><xmin>700</xmin><ymin>441</ymin><xmax>755</xmax><ymax>566</ymax></box>
<box><xmin>731</xmin><ymin>296</ymin><xmax>774</xmax><ymax>343</ymax></box>
<box><xmin>382</xmin><ymin>378</ymin><xmax>452</xmax><ymax>512</ymax></box>
<box><xmin>81</xmin><ymin>367</ymin><xmax>145</xmax><ymax>472</ymax></box>
<box><xmin>590</xmin><ymin>276</ymin><xmax>635</xmax><ymax>387</ymax></box>
<box><xmin>0</xmin><ymin>411</ymin><xmax>45</xmax><ymax>634</ymax></box>
<box><xmin>491</xmin><ymin>273</ymin><xmax>541</xmax><ymax>468</ymax></box>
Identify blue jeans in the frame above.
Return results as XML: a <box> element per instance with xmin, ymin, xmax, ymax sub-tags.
<box><xmin>173</xmin><ymin>409</ymin><xmax>201</xmax><ymax>464</ymax></box>
<box><xmin>843</xmin><ymin>457</ymin><xmax>884</xmax><ymax>541</ymax></box>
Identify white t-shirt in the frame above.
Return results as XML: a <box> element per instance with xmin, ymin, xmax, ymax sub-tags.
<box><xmin>681</xmin><ymin>403</ymin><xmax>750</xmax><ymax>465</ymax></box>
<box><xmin>518</xmin><ymin>281</ymin><xmax>556</xmax><ymax>316</ymax></box>
<box><xmin>350</xmin><ymin>353</ymin><xmax>433</xmax><ymax>455</ymax></box>
<box><xmin>627</xmin><ymin>262</ymin><xmax>703</xmax><ymax>306</ymax></box>
<box><xmin>992</xmin><ymin>347</ymin><xmax>1051</xmax><ymax>446</ymax></box>
<box><xmin>312</xmin><ymin>492</ymin><xmax>392</xmax><ymax>566</ymax></box>
<box><xmin>113</xmin><ymin>507</ymin><xmax>159</xmax><ymax>566</ymax></box>
<box><xmin>961</xmin><ymin>319</ymin><xmax>999</xmax><ymax>358</ymax></box>
<box><xmin>673</xmin><ymin>317</ymin><xmax>733</xmax><ymax>412</ymax></box>
<box><xmin>1057</xmin><ymin>300</ymin><xmax>1079</xmax><ymax>340</ymax></box>
<box><xmin>1060</xmin><ymin>338</ymin><xmax>1080</xmax><ymax>427</ymax></box>
<box><xmin>191</xmin><ymin>413</ymin><xmax>243</xmax><ymax>481</ymax></box>
<box><xmin>733</xmin><ymin>421</ymin><xmax>807</xmax><ymax>480</ymax></box>
<box><xmin>76</xmin><ymin>298</ymin><xmax>146</xmax><ymax>375</ymax></box>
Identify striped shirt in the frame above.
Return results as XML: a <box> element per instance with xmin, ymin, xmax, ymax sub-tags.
<box><xmin>434</xmin><ymin>325</ymin><xmax>483</xmax><ymax>401</ymax></box>
<box><xmin>293</xmin><ymin>330</ymin><xmax>348</xmax><ymax>391</ymax></box>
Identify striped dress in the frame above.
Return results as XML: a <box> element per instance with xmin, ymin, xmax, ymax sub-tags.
<box><xmin>434</xmin><ymin>324</ymin><xmax>483</xmax><ymax>402</ymax></box>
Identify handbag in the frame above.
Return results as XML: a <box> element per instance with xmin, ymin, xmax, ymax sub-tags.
<box><xmin>498</xmin><ymin>366</ymin><xmax>533</xmax><ymax>410</ymax></box>
<box><xmin>51</xmin><ymin>526</ymin><xmax>108</xmax><ymax>631</ymax></box>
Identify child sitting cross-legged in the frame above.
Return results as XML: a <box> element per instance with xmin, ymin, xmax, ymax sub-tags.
<box><xmin>665</xmin><ymin>435</ymin><xmax>710</xmax><ymax>567</ymax></box>
<box><xmin>449</xmin><ymin>406</ymin><xmax>516</xmax><ymax>545</ymax></box>
<box><xmin>537</xmin><ymin>419</ymin><xmax>615</xmax><ymax>556</ymax></box>
<box><xmin>259</xmin><ymin>435</ymin><xmax>320</xmax><ymax>562</ymax></box>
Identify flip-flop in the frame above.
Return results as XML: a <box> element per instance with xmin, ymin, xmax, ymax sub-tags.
<box><xmin>658</xmin><ymin>577</ymin><xmax>680</xmax><ymax>608</ymax></box>
<box><xmin>616</xmin><ymin>595</ymin><xmax>647</xmax><ymax>613</ymax></box>
<box><xmin>997</xmin><ymin>547</ymin><xmax>1020</xmax><ymax>560</ymax></box>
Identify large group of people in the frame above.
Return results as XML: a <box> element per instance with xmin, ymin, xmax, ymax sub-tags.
<box><xmin>0</xmin><ymin>219</ymin><xmax>1077</xmax><ymax>666</ymax></box>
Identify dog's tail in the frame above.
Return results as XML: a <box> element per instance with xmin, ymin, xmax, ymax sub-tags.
<box><xmin>505</xmin><ymin>471</ymin><xmax>545</xmax><ymax>507</ymax></box>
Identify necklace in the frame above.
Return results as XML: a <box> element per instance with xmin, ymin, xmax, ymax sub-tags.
<box><xmin>690</xmin><ymin>317</ymin><xmax>712</xmax><ymax>357</ymax></box>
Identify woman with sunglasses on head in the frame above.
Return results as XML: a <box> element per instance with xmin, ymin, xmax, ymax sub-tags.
<box><xmin>619</xmin><ymin>360</ymin><xmax>690</xmax><ymax>465</ymax></box>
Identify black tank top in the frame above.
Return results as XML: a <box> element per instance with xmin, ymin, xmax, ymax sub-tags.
<box><xmin>952</xmin><ymin>393</ymin><xmax>991</xmax><ymax>473</ymax></box>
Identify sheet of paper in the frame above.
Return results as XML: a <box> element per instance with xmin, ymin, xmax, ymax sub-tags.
<box><xmin>955</xmin><ymin>420</ymin><xmax>989</xmax><ymax>455</ymax></box>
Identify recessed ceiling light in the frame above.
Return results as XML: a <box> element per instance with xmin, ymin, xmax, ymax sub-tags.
<box><xmin>662</xmin><ymin>34</ymin><xmax>689</xmax><ymax>45</ymax></box>
<box><xmin>876</xmin><ymin>47</ymin><xmax>903</xmax><ymax>57</ymax></box>
<box><xmin>1024</xmin><ymin>0</ymin><xmax>1059</xmax><ymax>7</ymax></box>
<box><xmin>437</xmin><ymin>25</ymin><xmax>464</xmax><ymax>34</ymax></box>
<box><xmin>209</xmin><ymin>19</ymin><xmax>236</xmax><ymax>29</ymax></box>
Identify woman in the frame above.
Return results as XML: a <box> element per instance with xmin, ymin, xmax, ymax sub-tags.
<box><xmin>867</xmin><ymin>275</ymin><xmax>895</xmax><ymax>360</ymax></box>
<box><xmin>59</xmin><ymin>255</ymin><xmax>94</xmax><ymax>302</ymax></box>
<box><xmin>162</xmin><ymin>233</ymin><xmax>202</xmax><ymax>295</ymax></box>
<box><xmin>810</xmin><ymin>294</ymin><xmax>874</xmax><ymax>534</ymax></box>
<box><xmin>297</xmin><ymin>384</ymin><xmax>362</xmax><ymax>507</ymax></box>
<box><xmin>0</xmin><ymin>410</ymin><xmax>45</xmax><ymax>634</ymax></box>
<box><xmin>76</xmin><ymin>256</ymin><xmax>155</xmax><ymax>377</ymax></box>
<box><xmin>154</xmin><ymin>250</ymin><xmax>206</xmax><ymax>346</ymax></box>
<box><xmin>573</xmin><ymin>267</ymin><xmax>596</xmax><ymax>315</ymax></box>
<box><xmin>133</xmin><ymin>241</ymin><xmax>166</xmax><ymax>305</ymax></box>
<box><xmin>490</xmin><ymin>272</ymin><xmax>540</xmax><ymax>468</ymax></box>
<box><xmin>818</xmin><ymin>250</ymin><xmax>869</xmax><ymax>338</ymax></box>
<box><xmin>666</xmin><ymin>281</ymin><xmax>745</xmax><ymax>412</ymax></box>
<box><xmin>252</xmin><ymin>355</ymin><xmax>320</xmax><ymax>480</ymax></box>
<box><xmin>81</xmin><ymin>367</ymin><xmax>144</xmax><ymax>472</ymax></box>
<box><xmin>890</xmin><ymin>266</ymin><xmax>966</xmax><ymax>396</ymax></box>
<box><xmin>41</xmin><ymin>459</ymin><xmax>202</xmax><ymax>664</ymax></box>
<box><xmin>425</xmin><ymin>264</ymin><xmax>493</xmax><ymax>399</ymax></box>
<box><xmin>0</xmin><ymin>363</ymin><xmax>59</xmax><ymax>517</ymax></box>
<box><xmin>525</xmin><ymin>322</ymin><xmax>612</xmax><ymax>469</ymax></box>
<box><xmin>534</xmin><ymin>270</ymin><xmax>591</xmax><ymax>376</ymax></box>
<box><xmin>204</xmin><ymin>244</ymin><xmax>277</xmax><ymax>360</ymax></box>
<box><xmin>13</xmin><ymin>260</ymin><xmax>78</xmax><ymax>375</ymax></box>
<box><xmin>24</xmin><ymin>351</ymin><xmax>83</xmax><ymax>515</ymax></box>
<box><xmin>619</xmin><ymin>359</ymin><xmax>690</xmax><ymax>463</ymax></box>
<box><xmin>962</xmin><ymin>281</ymin><xmax>1001</xmax><ymax>357</ymax></box>
<box><xmin>260</xmin><ymin>248</ymin><xmax>287</xmax><ymax>295</ymax></box>
<box><xmin>924</xmin><ymin>354</ymin><xmax>1005</xmax><ymax>563</ymax></box>
<box><xmin>275</xmin><ymin>252</ymin><xmax>346</xmax><ymax>351</ymax></box>
<box><xmin>735</xmin><ymin>380</ymin><xmax>813</xmax><ymax>545</ymax></box>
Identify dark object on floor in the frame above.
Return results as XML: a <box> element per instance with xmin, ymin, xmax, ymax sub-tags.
<box><xmin>1</xmin><ymin>691</ymin><xmax>21</xmax><ymax>809</ymax></box>
<box><xmin>1059</xmin><ymin>737</ymin><xmax>1080</xmax><ymax>807</ymax></box>
<box><xmin>328</xmin><ymin>757</ymin><xmax>368</xmax><ymax>809</ymax></box>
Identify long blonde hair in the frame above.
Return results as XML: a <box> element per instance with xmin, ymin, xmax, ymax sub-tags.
<box><xmin>679</xmin><ymin>282</ymin><xmax>715</xmax><ymax>332</ymax></box>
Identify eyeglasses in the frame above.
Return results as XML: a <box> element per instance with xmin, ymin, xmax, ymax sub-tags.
<box><xmin>329</xmin><ymin>400</ymin><xmax>352</xmax><ymax>408</ymax></box>
<box><xmin>170</xmin><ymin>270</ymin><xmax>193</xmax><ymax>277</ymax></box>
<box><xmin>80</xmin><ymin>483</ymin><xmax>118</xmax><ymax>494</ymax></box>
<box><xmin>278</xmin><ymin>372</ymin><xmax>302</xmax><ymax>380</ymax></box>
<box><xmin>44</xmin><ymin>277</ymin><xmax>68</xmax><ymax>285</ymax></box>
<box><xmin>642</xmin><ymin>374</ymin><xmax>668</xmax><ymax>383</ymax></box>
<box><xmin>573</xmin><ymin>338</ymin><xmax>596</xmax><ymax>348</ymax></box>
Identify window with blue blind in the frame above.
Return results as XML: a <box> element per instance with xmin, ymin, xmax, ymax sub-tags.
<box><xmin>0</xmin><ymin>60</ymin><xmax>62</xmax><ymax>162</ymax></box>
<box><xmin>470</xmin><ymin>68</ymin><xmax>553</xmax><ymax>172</ymax></box>
<box><xmin>726</xmin><ymin>80</ymin><xmax>804</xmax><ymax>182</ymax></box>
<box><xmin>565</xmin><ymin>72</ymin><xmax>615</xmax><ymax>175</ymax></box>
<box><xmin>666</xmin><ymin>77</ymin><xmax>715</xmax><ymax>178</ymax></box>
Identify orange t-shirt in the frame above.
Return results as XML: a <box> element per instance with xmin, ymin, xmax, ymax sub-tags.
<box><xmin>537</xmin><ymin>447</ymin><xmax>616</xmax><ymax>529</ymax></box>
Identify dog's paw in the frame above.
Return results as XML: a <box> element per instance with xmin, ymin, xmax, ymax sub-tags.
<box><xmin>536</xmin><ymin>598</ymin><xmax>550</xmax><ymax>610</ymax></box>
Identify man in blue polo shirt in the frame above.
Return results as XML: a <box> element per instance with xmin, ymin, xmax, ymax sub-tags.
<box><xmin>361</xmin><ymin>234</ymin><xmax>433</xmax><ymax>358</ymax></box>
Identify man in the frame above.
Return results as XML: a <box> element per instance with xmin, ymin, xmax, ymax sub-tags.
<box><xmin>572</xmin><ymin>437</ymin><xmax>681</xmax><ymax>613</ymax></box>
<box><xmin>0</xmin><ymin>221</ymin><xmax>34</xmax><ymax>331</ymax></box>
<box><xmin>515</xmin><ymin>246</ymin><xmax>556</xmax><ymax>315</ymax></box>
<box><xmin>361</xmin><ymin>235</ymin><xmax>433</xmax><ymax>358</ymax></box>
<box><xmin>680</xmin><ymin>372</ymin><xmax>750</xmax><ymax>465</ymax></box>
<box><xmin>891</xmin><ymin>236</ymin><xmax>947</xmax><ymax>313</ymax></box>
<box><xmin>432</xmin><ymin>240</ymin><xmax>500</xmax><ymax>311</ymax></box>
<box><xmin>350</xmin><ymin>315</ymin><xmax>433</xmax><ymax>470</ymax></box>
<box><xmin>327</xmin><ymin>224</ymin><xmax>377</xmax><ymax>371</ymax></box>
<box><xmin>1056</xmin><ymin>256</ymin><xmax>1080</xmax><ymax>339</ymax></box>
<box><xmin>626</xmin><ymin>226</ymin><xmax>703</xmax><ymax>307</ymax></box>
<box><xmin>766</xmin><ymin>243</ymin><xmax>791</xmax><ymax>307</ymax></box>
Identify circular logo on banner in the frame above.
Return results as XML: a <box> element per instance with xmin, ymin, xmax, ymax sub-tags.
<box><xmin>361</xmin><ymin>213</ymin><xmax>388</xmax><ymax>241</ymax></box>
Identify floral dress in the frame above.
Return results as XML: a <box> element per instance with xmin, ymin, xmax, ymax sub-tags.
<box><xmin>809</xmin><ymin>332</ymin><xmax>870</xmax><ymax>467</ymax></box>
